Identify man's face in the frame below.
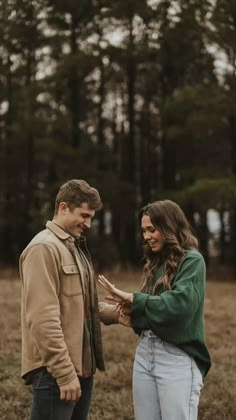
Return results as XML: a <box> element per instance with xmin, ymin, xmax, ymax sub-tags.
<box><xmin>59</xmin><ymin>202</ymin><xmax>95</xmax><ymax>238</ymax></box>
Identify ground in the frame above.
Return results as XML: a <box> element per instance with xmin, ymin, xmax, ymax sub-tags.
<box><xmin>0</xmin><ymin>269</ymin><xmax>235</xmax><ymax>420</ymax></box>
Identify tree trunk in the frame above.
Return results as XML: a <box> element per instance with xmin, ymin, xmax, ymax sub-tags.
<box><xmin>1</xmin><ymin>53</ymin><xmax>14</xmax><ymax>264</ymax></box>
<box><xmin>126</xmin><ymin>14</ymin><xmax>136</xmax><ymax>184</ymax></box>
<box><xmin>197</xmin><ymin>210</ymin><xmax>209</xmax><ymax>266</ymax></box>
<box><xmin>69</xmin><ymin>15</ymin><xmax>80</xmax><ymax>149</ymax></box>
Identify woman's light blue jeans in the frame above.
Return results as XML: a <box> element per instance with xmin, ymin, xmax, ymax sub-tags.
<box><xmin>133</xmin><ymin>331</ymin><xmax>203</xmax><ymax>420</ymax></box>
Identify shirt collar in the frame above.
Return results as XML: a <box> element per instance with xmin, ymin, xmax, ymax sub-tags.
<box><xmin>46</xmin><ymin>220</ymin><xmax>73</xmax><ymax>241</ymax></box>
<box><xmin>46</xmin><ymin>220</ymin><xmax>87</xmax><ymax>245</ymax></box>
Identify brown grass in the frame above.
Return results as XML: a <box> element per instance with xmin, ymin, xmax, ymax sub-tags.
<box><xmin>0</xmin><ymin>270</ymin><xmax>235</xmax><ymax>419</ymax></box>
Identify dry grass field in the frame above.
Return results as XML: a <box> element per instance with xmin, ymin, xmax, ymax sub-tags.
<box><xmin>0</xmin><ymin>269</ymin><xmax>236</xmax><ymax>420</ymax></box>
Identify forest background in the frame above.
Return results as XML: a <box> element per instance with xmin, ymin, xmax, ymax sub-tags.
<box><xmin>1</xmin><ymin>0</ymin><xmax>236</xmax><ymax>272</ymax></box>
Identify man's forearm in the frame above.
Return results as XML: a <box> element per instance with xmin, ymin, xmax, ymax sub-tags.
<box><xmin>99</xmin><ymin>302</ymin><xmax>119</xmax><ymax>325</ymax></box>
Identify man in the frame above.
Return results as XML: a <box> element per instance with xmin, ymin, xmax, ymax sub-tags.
<box><xmin>20</xmin><ymin>179</ymin><xmax>126</xmax><ymax>420</ymax></box>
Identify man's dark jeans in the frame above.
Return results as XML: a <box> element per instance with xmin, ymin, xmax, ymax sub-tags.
<box><xmin>30</xmin><ymin>368</ymin><xmax>93</xmax><ymax>420</ymax></box>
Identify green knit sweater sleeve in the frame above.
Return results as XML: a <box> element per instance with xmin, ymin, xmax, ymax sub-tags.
<box><xmin>131</xmin><ymin>251</ymin><xmax>206</xmax><ymax>334</ymax></box>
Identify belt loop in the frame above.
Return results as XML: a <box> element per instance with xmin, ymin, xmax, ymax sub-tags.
<box><xmin>141</xmin><ymin>330</ymin><xmax>156</xmax><ymax>338</ymax></box>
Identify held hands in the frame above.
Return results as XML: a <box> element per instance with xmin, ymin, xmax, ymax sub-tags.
<box><xmin>116</xmin><ymin>302</ymin><xmax>132</xmax><ymax>316</ymax></box>
<box><xmin>118</xmin><ymin>313</ymin><xmax>132</xmax><ymax>327</ymax></box>
<box><xmin>117</xmin><ymin>302</ymin><xmax>132</xmax><ymax>327</ymax></box>
<box><xmin>59</xmin><ymin>376</ymin><xmax>81</xmax><ymax>401</ymax></box>
<box><xmin>98</xmin><ymin>275</ymin><xmax>133</xmax><ymax>328</ymax></box>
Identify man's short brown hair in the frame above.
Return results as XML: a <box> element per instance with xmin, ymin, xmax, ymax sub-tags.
<box><xmin>54</xmin><ymin>179</ymin><xmax>103</xmax><ymax>214</ymax></box>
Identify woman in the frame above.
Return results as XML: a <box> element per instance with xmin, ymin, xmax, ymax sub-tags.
<box><xmin>98</xmin><ymin>200</ymin><xmax>211</xmax><ymax>420</ymax></box>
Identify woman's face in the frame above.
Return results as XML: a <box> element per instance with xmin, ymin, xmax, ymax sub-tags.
<box><xmin>141</xmin><ymin>214</ymin><xmax>165</xmax><ymax>253</ymax></box>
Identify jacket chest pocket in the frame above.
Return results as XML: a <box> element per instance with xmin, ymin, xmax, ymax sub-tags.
<box><xmin>61</xmin><ymin>264</ymin><xmax>83</xmax><ymax>296</ymax></box>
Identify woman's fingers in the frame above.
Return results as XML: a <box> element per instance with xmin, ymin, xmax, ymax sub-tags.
<box><xmin>98</xmin><ymin>275</ymin><xmax>115</xmax><ymax>292</ymax></box>
<box><xmin>98</xmin><ymin>274</ymin><xmax>111</xmax><ymax>285</ymax></box>
<box><xmin>105</xmin><ymin>295</ymin><xmax>123</xmax><ymax>303</ymax></box>
<box><xmin>98</xmin><ymin>275</ymin><xmax>133</xmax><ymax>303</ymax></box>
<box><xmin>98</xmin><ymin>275</ymin><xmax>119</xmax><ymax>296</ymax></box>
<box><xmin>116</xmin><ymin>303</ymin><xmax>126</xmax><ymax>316</ymax></box>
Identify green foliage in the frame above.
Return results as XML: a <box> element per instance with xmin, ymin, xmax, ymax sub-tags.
<box><xmin>162</xmin><ymin>84</ymin><xmax>230</xmax><ymax>183</ymax></box>
<box><xmin>173</xmin><ymin>177</ymin><xmax>236</xmax><ymax>211</ymax></box>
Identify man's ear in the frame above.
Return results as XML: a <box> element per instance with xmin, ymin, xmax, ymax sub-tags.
<box><xmin>59</xmin><ymin>202</ymin><xmax>69</xmax><ymax>214</ymax></box>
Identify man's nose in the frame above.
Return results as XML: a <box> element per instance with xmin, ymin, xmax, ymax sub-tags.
<box><xmin>84</xmin><ymin>219</ymin><xmax>91</xmax><ymax>229</ymax></box>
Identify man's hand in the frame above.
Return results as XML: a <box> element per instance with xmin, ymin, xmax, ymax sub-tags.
<box><xmin>59</xmin><ymin>376</ymin><xmax>81</xmax><ymax>401</ymax></box>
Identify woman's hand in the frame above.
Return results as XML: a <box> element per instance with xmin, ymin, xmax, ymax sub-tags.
<box><xmin>98</xmin><ymin>275</ymin><xmax>133</xmax><ymax>304</ymax></box>
<box><xmin>118</xmin><ymin>313</ymin><xmax>132</xmax><ymax>328</ymax></box>
<box><xmin>116</xmin><ymin>302</ymin><xmax>132</xmax><ymax>316</ymax></box>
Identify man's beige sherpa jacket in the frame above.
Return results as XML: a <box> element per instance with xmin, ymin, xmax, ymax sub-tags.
<box><xmin>20</xmin><ymin>221</ymin><xmax>118</xmax><ymax>386</ymax></box>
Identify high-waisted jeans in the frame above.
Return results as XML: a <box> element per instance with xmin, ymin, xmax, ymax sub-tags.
<box><xmin>133</xmin><ymin>331</ymin><xmax>203</xmax><ymax>420</ymax></box>
<box><xmin>30</xmin><ymin>368</ymin><xmax>93</xmax><ymax>420</ymax></box>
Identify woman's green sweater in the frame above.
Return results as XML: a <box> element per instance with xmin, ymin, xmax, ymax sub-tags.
<box><xmin>131</xmin><ymin>249</ymin><xmax>211</xmax><ymax>378</ymax></box>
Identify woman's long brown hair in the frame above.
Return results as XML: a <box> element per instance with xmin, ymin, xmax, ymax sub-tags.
<box><xmin>140</xmin><ymin>200</ymin><xmax>199</xmax><ymax>294</ymax></box>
